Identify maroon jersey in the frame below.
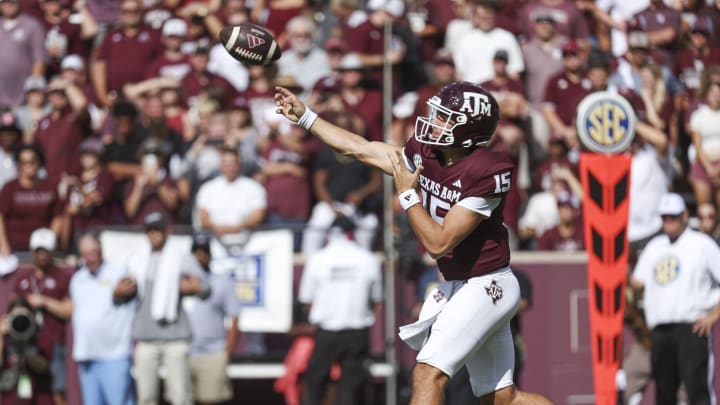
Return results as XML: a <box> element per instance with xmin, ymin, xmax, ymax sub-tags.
<box><xmin>14</xmin><ymin>267</ymin><xmax>71</xmax><ymax>358</ymax></box>
<box><xmin>403</xmin><ymin>137</ymin><xmax>513</xmax><ymax>280</ymax></box>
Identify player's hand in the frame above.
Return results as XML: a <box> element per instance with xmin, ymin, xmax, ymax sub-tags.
<box><xmin>389</xmin><ymin>150</ymin><xmax>422</xmax><ymax>193</ymax></box>
<box><xmin>274</xmin><ymin>86</ymin><xmax>306</xmax><ymax>123</ymax></box>
<box><xmin>693</xmin><ymin>311</ymin><xmax>720</xmax><ymax>337</ymax></box>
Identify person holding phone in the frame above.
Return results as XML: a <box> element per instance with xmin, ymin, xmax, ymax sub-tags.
<box><xmin>123</xmin><ymin>139</ymin><xmax>180</xmax><ymax>226</ymax></box>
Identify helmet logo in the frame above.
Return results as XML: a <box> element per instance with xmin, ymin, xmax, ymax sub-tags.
<box><xmin>459</xmin><ymin>92</ymin><xmax>491</xmax><ymax>117</ymax></box>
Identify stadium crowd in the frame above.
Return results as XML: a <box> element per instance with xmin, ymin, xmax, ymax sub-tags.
<box><xmin>1</xmin><ymin>0</ymin><xmax>720</xmax><ymax>402</ymax></box>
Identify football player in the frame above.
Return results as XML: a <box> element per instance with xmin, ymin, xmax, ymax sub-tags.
<box><xmin>274</xmin><ymin>82</ymin><xmax>553</xmax><ymax>405</ymax></box>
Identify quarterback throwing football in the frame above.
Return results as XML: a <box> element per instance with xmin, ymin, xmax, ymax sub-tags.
<box><xmin>274</xmin><ymin>82</ymin><xmax>552</xmax><ymax>405</ymax></box>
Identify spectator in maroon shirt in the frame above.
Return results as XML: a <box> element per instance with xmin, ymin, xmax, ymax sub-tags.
<box><xmin>338</xmin><ymin>54</ymin><xmax>382</xmax><ymax>141</ymax></box>
<box><xmin>34</xmin><ymin>77</ymin><xmax>90</xmax><ymax>181</ymax></box>
<box><xmin>180</xmin><ymin>40</ymin><xmax>236</xmax><ymax>109</ymax></box>
<box><xmin>537</xmin><ymin>191</ymin><xmax>584</xmax><ymax>251</ymax></box>
<box><xmin>542</xmin><ymin>40</ymin><xmax>591</xmax><ymax>159</ymax></box>
<box><xmin>343</xmin><ymin>0</ymin><xmax>405</xmax><ymax>84</ymax></box>
<box><xmin>92</xmin><ymin>0</ymin><xmax>162</xmax><ymax>107</ymax></box>
<box><xmin>13</xmin><ymin>228</ymin><xmax>72</xmax><ymax>405</ymax></box>
<box><xmin>62</xmin><ymin>137</ymin><xmax>113</xmax><ymax>235</ymax></box>
<box><xmin>674</xmin><ymin>18</ymin><xmax>720</xmax><ymax>98</ymax></box>
<box><xmin>408</xmin><ymin>0</ymin><xmax>456</xmax><ymax>61</ymax></box>
<box><xmin>145</xmin><ymin>18</ymin><xmax>192</xmax><ymax>81</ymax></box>
<box><xmin>123</xmin><ymin>138</ymin><xmax>180</xmax><ymax>225</ymax></box>
<box><xmin>0</xmin><ymin>145</ymin><xmax>63</xmax><ymax>254</ymax></box>
<box><xmin>481</xmin><ymin>49</ymin><xmax>528</xmax><ymax>126</ymax></box>
<box><xmin>38</xmin><ymin>0</ymin><xmax>98</xmax><ymax>79</ymax></box>
<box><xmin>518</xmin><ymin>0</ymin><xmax>590</xmax><ymax>46</ymax></box>
<box><xmin>631</xmin><ymin>0</ymin><xmax>683</xmax><ymax>63</ymax></box>
<box><xmin>533</xmin><ymin>136</ymin><xmax>577</xmax><ymax>192</ymax></box>
<box><xmin>258</xmin><ymin>123</ymin><xmax>310</xmax><ymax>251</ymax></box>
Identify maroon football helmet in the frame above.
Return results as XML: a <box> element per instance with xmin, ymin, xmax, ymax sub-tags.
<box><xmin>414</xmin><ymin>81</ymin><xmax>500</xmax><ymax>148</ymax></box>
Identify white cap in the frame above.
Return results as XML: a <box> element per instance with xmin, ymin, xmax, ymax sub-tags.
<box><xmin>339</xmin><ymin>53</ymin><xmax>364</xmax><ymax>70</ymax></box>
<box><xmin>29</xmin><ymin>228</ymin><xmax>57</xmax><ymax>251</ymax></box>
<box><xmin>162</xmin><ymin>18</ymin><xmax>187</xmax><ymax>37</ymax></box>
<box><xmin>61</xmin><ymin>54</ymin><xmax>85</xmax><ymax>71</ymax></box>
<box><xmin>23</xmin><ymin>76</ymin><xmax>46</xmax><ymax>92</ymax></box>
<box><xmin>367</xmin><ymin>0</ymin><xmax>404</xmax><ymax>17</ymax></box>
<box><xmin>657</xmin><ymin>193</ymin><xmax>686</xmax><ymax>216</ymax></box>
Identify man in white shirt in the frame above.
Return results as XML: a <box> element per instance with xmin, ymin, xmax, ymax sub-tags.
<box><xmin>452</xmin><ymin>0</ymin><xmax>524</xmax><ymax>85</ymax></box>
<box><xmin>70</xmin><ymin>232</ymin><xmax>136</xmax><ymax>405</ymax></box>
<box><xmin>278</xmin><ymin>16</ymin><xmax>331</xmax><ymax>93</ymax></box>
<box><xmin>631</xmin><ymin>193</ymin><xmax>720</xmax><ymax>405</ymax></box>
<box><xmin>298</xmin><ymin>216</ymin><xmax>382</xmax><ymax>405</ymax></box>
<box><xmin>195</xmin><ymin>147</ymin><xmax>267</xmax><ymax>236</ymax></box>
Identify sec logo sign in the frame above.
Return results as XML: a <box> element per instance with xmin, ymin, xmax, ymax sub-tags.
<box><xmin>575</xmin><ymin>91</ymin><xmax>637</xmax><ymax>154</ymax></box>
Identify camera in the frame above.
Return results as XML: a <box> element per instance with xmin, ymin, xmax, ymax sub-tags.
<box><xmin>7</xmin><ymin>307</ymin><xmax>38</xmax><ymax>343</ymax></box>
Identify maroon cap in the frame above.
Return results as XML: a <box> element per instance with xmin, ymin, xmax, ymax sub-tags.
<box><xmin>561</xmin><ymin>41</ymin><xmax>579</xmax><ymax>55</ymax></box>
<box><xmin>312</xmin><ymin>76</ymin><xmax>341</xmax><ymax>93</ymax></box>
<box><xmin>324</xmin><ymin>37</ymin><xmax>347</xmax><ymax>53</ymax></box>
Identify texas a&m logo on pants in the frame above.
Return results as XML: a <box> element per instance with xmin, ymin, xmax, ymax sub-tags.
<box><xmin>485</xmin><ymin>280</ymin><xmax>503</xmax><ymax>304</ymax></box>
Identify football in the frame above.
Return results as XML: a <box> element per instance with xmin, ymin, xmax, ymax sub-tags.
<box><xmin>220</xmin><ymin>23</ymin><xmax>282</xmax><ymax>66</ymax></box>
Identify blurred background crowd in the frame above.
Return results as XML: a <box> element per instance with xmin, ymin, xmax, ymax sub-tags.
<box><xmin>1</xmin><ymin>0</ymin><xmax>720</xmax><ymax>403</ymax></box>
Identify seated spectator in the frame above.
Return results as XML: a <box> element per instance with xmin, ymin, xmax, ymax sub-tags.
<box><xmin>181</xmin><ymin>101</ymin><xmax>227</xmax><ymax>189</ymax></box>
<box><xmin>14</xmin><ymin>76</ymin><xmax>50</xmax><ymax>142</ymax></box>
<box><xmin>102</xmin><ymin>100</ymin><xmax>145</xmax><ymax>186</ymax></box>
<box><xmin>0</xmin><ymin>111</ymin><xmax>21</xmax><ymax>190</ymax></box>
<box><xmin>608</xmin><ymin>31</ymin><xmax>683</xmax><ymax>103</ymax></box>
<box><xmin>62</xmin><ymin>138</ymin><xmax>114</xmax><ymax>235</ymax></box>
<box><xmin>13</xmin><ymin>228</ymin><xmax>72</xmax><ymax>405</ymax></box>
<box><xmin>533</xmin><ymin>137</ymin><xmax>576</xmax><ymax>193</ymax></box>
<box><xmin>70</xmin><ymin>232</ymin><xmax>135</xmax><ymax>405</ymax></box>
<box><xmin>34</xmin><ymin>77</ymin><xmax>91</xmax><ymax>181</ymax></box>
<box><xmin>519</xmin><ymin>165</ymin><xmax>582</xmax><ymax>248</ymax></box>
<box><xmin>689</xmin><ymin>81</ymin><xmax>720</xmax><ymax>211</ymax></box>
<box><xmin>674</xmin><ymin>18</ymin><xmax>720</xmax><ymax>98</ymax></box>
<box><xmin>195</xmin><ymin>147</ymin><xmax>267</xmax><ymax>236</ymax></box>
<box><xmin>302</xmin><ymin>134</ymin><xmax>382</xmax><ymax>255</ymax></box>
<box><xmin>537</xmin><ymin>191</ymin><xmax>584</xmax><ymax>251</ymax></box>
<box><xmin>629</xmin><ymin>0</ymin><xmax>682</xmax><ymax>64</ymax></box>
<box><xmin>0</xmin><ymin>145</ymin><xmax>63</xmax><ymax>253</ymax></box>
<box><xmin>123</xmin><ymin>138</ymin><xmax>180</xmax><ymax>226</ymax></box>
<box><xmin>278</xmin><ymin>16</ymin><xmax>331</xmax><ymax>92</ymax></box>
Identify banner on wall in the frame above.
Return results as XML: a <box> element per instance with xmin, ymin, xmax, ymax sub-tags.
<box><xmin>100</xmin><ymin>229</ymin><xmax>294</xmax><ymax>333</ymax></box>
<box><xmin>576</xmin><ymin>91</ymin><xmax>636</xmax><ymax>405</ymax></box>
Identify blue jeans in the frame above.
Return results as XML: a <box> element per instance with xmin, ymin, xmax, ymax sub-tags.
<box><xmin>78</xmin><ymin>358</ymin><xmax>134</xmax><ymax>405</ymax></box>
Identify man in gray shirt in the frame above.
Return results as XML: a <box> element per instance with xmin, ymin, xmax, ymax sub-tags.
<box><xmin>113</xmin><ymin>212</ymin><xmax>210</xmax><ymax>405</ymax></box>
<box><xmin>0</xmin><ymin>0</ymin><xmax>45</xmax><ymax>106</ymax></box>
<box><xmin>187</xmin><ymin>232</ymin><xmax>241</xmax><ymax>405</ymax></box>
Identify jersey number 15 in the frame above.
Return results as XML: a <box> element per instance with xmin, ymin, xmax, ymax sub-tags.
<box><xmin>493</xmin><ymin>171</ymin><xmax>511</xmax><ymax>193</ymax></box>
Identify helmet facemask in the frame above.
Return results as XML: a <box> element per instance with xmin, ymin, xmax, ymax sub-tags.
<box><xmin>414</xmin><ymin>96</ymin><xmax>470</xmax><ymax>148</ymax></box>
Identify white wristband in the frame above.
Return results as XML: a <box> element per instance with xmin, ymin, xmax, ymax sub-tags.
<box><xmin>398</xmin><ymin>189</ymin><xmax>421</xmax><ymax>211</ymax></box>
<box><xmin>297</xmin><ymin>107</ymin><xmax>318</xmax><ymax>130</ymax></box>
